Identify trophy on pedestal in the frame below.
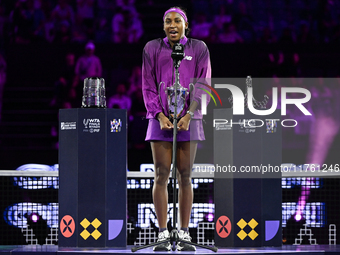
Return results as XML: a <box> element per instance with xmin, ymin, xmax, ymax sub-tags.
<box><xmin>82</xmin><ymin>77</ymin><xmax>106</xmax><ymax>108</ymax></box>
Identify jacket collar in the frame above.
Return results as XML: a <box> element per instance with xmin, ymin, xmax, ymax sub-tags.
<box><xmin>163</xmin><ymin>35</ymin><xmax>188</xmax><ymax>49</ymax></box>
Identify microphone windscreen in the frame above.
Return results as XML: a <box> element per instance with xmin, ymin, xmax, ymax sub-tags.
<box><xmin>171</xmin><ymin>43</ymin><xmax>184</xmax><ymax>61</ymax></box>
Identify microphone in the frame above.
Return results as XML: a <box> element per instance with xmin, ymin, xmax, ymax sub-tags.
<box><xmin>171</xmin><ymin>43</ymin><xmax>184</xmax><ymax>68</ymax></box>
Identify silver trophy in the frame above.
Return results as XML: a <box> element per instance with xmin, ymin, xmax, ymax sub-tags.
<box><xmin>82</xmin><ymin>77</ymin><xmax>106</xmax><ymax>108</ymax></box>
<box><xmin>158</xmin><ymin>81</ymin><xmax>194</xmax><ymax>120</ymax></box>
<box><xmin>228</xmin><ymin>76</ymin><xmax>268</xmax><ymax>109</ymax></box>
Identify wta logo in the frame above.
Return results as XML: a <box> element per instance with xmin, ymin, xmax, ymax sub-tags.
<box><xmin>197</xmin><ymin>82</ymin><xmax>222</xmax><ymax>115</ymax></box>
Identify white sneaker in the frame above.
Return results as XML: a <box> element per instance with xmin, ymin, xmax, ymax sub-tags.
<box><xmin>153</xmin><ymin>230</ymin><xmax>171</xmax><ymax>251</ymax></box>
<box><xmin>177</xmin><ymin>230</ymin><xmax>196</xmax><ymax>251</ymax></box>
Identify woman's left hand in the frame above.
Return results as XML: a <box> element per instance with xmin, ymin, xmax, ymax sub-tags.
<box><xmin>177</xmin><ymin>114</ymin><xmax>191</xmax><ymax>131</ymax></box>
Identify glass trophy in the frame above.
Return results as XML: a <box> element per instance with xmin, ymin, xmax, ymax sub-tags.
<box><xmin>82</xmin><ymin>77</ymin><xmax>106</xmax><ymax>108</ymax></box>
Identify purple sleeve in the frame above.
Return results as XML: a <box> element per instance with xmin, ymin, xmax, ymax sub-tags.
<box><xmin>192</xmin><ymin>42</ymin><xmax>212</xmax><ymax>108</ymax></box>
<box><xmin>142</xmin><ymin>43</ymin><xmax>163</xmax><ymax>119</ymax></box>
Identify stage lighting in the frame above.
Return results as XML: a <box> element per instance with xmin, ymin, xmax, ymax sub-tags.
<box><xmin>294</xmin><ymin>214</ymin><xmax>302</xmax><ymax>222</ymax></box>
<box><xmin>29</xmin><ymin>213</ymin><xmax>39</xmax><ymax>223</ymax></box>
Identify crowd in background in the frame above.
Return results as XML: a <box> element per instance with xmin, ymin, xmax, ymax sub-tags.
<box><xmin>190</xmin><ymin>0</ymin><xmax>340</xmax><ymax>43</ymax></box>
<box><xmin>0</xmin><ymin>0</ymin><xmax>143</xmax><ymax>44</ymax></box>
<box><xmin>0</xmin><ymin>0</ymin><xmax>340</xmax><ymax>45</ymax></box>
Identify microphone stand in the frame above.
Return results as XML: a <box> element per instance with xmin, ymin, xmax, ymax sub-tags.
<box><xmin>131</xmin><ymin>56</ymin><xmax>217</xmax><ymax>253</ymax></box>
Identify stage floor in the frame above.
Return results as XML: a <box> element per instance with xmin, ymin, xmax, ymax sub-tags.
<box><xmin>1</xmin><ymin>245</ymin><xmax>340</xmax><ymax>255</ymax></box>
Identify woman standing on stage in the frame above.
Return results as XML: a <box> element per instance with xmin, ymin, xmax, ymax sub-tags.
<box><xmin>142</xmin><ymin>6</ymin><xmax>211</xmax><ymax>251</ymax></box>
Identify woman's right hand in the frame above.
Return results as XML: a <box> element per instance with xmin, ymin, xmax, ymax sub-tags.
<box><xmin>157</xmin><ymin>112</ymin><xmax>174</xmax><ymax>130</ymax></box>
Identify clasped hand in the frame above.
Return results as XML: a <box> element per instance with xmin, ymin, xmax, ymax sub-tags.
<box><xmin>157</xmin><ymin>112</ymin><xmax>190</xmax><ymax>131</ymax></box>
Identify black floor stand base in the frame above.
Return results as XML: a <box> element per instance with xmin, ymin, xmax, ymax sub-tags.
<box><xmin>131</xmin><ymin>229</ymin><xmax>218</xmax><ymax>252</ymax></box>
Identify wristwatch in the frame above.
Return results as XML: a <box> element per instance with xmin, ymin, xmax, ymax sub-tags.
<box><xmin>186</xmin><ymin>111</ymin><xmax>194</xmax><ymax>119</ymax></box>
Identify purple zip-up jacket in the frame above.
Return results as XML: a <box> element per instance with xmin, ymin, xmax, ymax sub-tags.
<box><xmin>142</xmin><ymin>36</ymin><xmax>211</xmax><ymax>120</ymax></box>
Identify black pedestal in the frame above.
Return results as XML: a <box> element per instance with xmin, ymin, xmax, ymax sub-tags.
<box><xmin>214</xmin><ymin>108</ymin><xmax>282</xmax><ymax>247</ymax></box>
<box><xmin>58</xmin><ymin>108</ymin><xmax>127</xmax><ymax>248</ymax></box>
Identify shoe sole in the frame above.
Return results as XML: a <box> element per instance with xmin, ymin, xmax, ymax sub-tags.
<box><xmin>153</xmin><ymin>243</ymin><xmax>171</xmax><ymax>251</ymax></box>
<box><xmin>177</xmin><ymin>244</ymin><xmax>196</xmax><ymax>251</ymax></box>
